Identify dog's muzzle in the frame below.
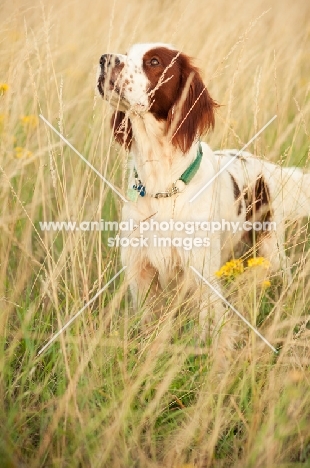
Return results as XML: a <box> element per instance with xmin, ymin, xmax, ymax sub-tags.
<box><xmin>97</xmin><ymin>54</ymin><xmax>121</xmax><ymax>97</ymax></box>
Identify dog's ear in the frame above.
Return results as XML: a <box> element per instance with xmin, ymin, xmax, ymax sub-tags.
<box><xmin>167</xmin><ymin>54</ymin><xmax>218</xmax><ymax>153</ymax></box>
<box><xmin>110</xmin><ymin>111</ymin><xmax>133</xmax><ymax>149</ymax></box>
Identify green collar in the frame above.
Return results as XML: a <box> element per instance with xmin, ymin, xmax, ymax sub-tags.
<box><xmin>131</xmin><ymin>142</ymin><xmax>203</xmax><ymax>199</ymax></box>
<box><xmin>179</xmin><ymin>141</ymin><xmax>203</xmax><ymax>185</ymax></box>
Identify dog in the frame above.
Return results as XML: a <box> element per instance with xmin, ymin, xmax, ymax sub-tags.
<box><xmin>97</xmin><ymin>42</ymin><xmax>310</xmax><ymax>351</ymax></box>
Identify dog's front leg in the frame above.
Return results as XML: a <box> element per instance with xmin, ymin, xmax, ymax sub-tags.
<box><xmin>121</xmin><ymin>245</ymin><xmax>164</xmax><ymax>327</ymax></box>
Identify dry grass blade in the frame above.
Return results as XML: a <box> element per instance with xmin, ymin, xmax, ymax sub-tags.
<box><xmin>0</xmin><ymin>0</ymin><xmax>309</xmax><ymax>467</ymax></box>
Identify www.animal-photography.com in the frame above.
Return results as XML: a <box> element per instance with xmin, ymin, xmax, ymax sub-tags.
<box><xmin>0</xmin><ymin>0</ymin><xmax>309</xmax><ymax>467</ymax></box>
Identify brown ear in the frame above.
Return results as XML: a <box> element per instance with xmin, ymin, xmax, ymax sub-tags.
<box><xmin>110</xmin><ymin>111</ymin><xmax>133</xmax><ymax>150</ymax></box>
<box><xmin>167</xmin><ymin>55</ymin><xmax>218</xmax><ymax>153</ymax></box>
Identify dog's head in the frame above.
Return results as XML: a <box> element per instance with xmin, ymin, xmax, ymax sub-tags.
<box><xmin>97</xmin><ymin>43</ymin><xmax>218</xmax><ymax>152</ymax></box>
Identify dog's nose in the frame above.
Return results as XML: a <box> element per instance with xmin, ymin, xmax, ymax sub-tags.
<box><xmin>99</xmin><ymin>54</ymin><xmax>121</xmax><ymax>68</ymax></box>
<box><xmin>99</xmin><ymin>54</ymin><xmax>109</xmax><ymax>67</ymax></box>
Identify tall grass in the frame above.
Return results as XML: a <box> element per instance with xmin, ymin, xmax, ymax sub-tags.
<box><xmin>0</xmin><ymin>0</ymin><xmax>309</xmax><ymax>466</ymax></box>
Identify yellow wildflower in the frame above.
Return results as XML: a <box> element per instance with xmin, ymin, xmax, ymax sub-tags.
<box><xmin>0</xmin><ymin>83</ymin><xmax>9</xmax><ymax>94</ymax></box>
<box><xmin>215</xmin><ymin>259</ymin><xmax>244</xmax><ymax>279</ymax></box>
<box><xmin>247</xmin><ymin>257</ymin><xmax>270</xmax><ymax>269</ymax></box>
<box><xmin>20</xmin><ymin>114</ymin><xmax>38</xmax><ymax>129</ymax></box>
<box><xmin>262</xmin><ymin>280</ymin><xmax>271</xmax><ymax>288</ymax></box>
<box><xmin>14</xmin><ymin>146</ymin><xmax>32</xmax><ymax>159</ymax></box>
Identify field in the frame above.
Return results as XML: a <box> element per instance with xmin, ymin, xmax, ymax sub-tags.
<box><xmin>0</xmin><ymin>0</ymin><xmax>310</xmax><ymax>466</ymax></box>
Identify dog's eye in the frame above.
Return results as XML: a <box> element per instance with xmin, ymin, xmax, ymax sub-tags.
<box><xmin>150</xmin><ymin>58</ymin><xmax>159</xmax><ymax>66</ymax></box>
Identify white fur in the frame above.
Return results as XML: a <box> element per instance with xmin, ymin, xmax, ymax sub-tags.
<box><xmin>99</xmin><ymin>43</ymin><xmax>310</xmax><ymax>356</ymax></box>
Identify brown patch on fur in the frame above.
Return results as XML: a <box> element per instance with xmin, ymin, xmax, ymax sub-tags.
<box><xmin>258</xmin><ymin>210</ymin><xmax>272</xmax><ymax>238</ymax></box>
<box><xmin>142</xmin><ymin>47</ymin><xmax>219</xmax><ymax>153</ymax></box>
<box><xmin>242</xmin><ymin>176</ymin><xmax>273</xmax><ymax>248</ymax></box>
<box><xmin>110</xmin><ymin>111</ymin><xmax>133</xmax><ymax>149</ymax></box>
<box><xmin>229</xmin><ymin>172</ymin><xmax>242</xmax><ymax>216</ymax></box>
<box><xmin>246</xmin><ymin>174</ymin><xmax>271</xmax><ymax>220</ymax></box>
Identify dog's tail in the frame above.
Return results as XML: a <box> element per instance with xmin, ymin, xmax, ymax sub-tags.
<box><xmin>272</xmin><ymin>166</ymin><xmax>310</xmax><ymax>220</ymax></box>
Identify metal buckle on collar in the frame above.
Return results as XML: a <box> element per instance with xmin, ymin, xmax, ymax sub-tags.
<box><xmin>153</xmin><ymin>183</ymin><xmax>179</xmax><ymax>199</ymax></box>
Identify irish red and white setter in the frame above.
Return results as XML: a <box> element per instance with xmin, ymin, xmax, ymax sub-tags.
<box><xmin>97</xmin><ymin>42</ymin><xmax>310</xmax><ymax>353</ymax></box>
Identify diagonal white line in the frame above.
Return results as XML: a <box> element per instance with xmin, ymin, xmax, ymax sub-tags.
<box><xmin>37</xmin><ymin>266</ymin><xmax>127</xmax><ymax>356</ymax></box>
<box><xmin>190</xmin><ymin>266</ymin><xmax>278</xmax><ymax>353</ymax></box>
<box><xmin>189</xmin><ymin>115</ymin><xmax>277</xmax><ymax>203</ymax></box>
<box><xmin>39</xmin><ymin>114</ymin><xmax>128</xmax><ymax>203</ymax></box>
